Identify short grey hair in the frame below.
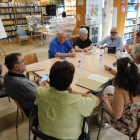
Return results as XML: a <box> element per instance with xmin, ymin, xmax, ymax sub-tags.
<box><xmin>111</xmin><ymin>27</ymin><xmax>118</xmax><ymax>32</ymax></box>
<box><xmin>132</xmin><ymin>43</ymin><xmax>140</xmax><ymax>61</ymax></box>
<box><xmin>79</xmin><ymin>28</ymin><xmax>88</xmax><ymax>37</ymax></box>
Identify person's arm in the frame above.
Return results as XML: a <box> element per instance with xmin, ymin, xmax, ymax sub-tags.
<box><xmin>118</xmin><ymin>37</ymin><xmax>124</xmax><ymax>52</ymax></box>
<box><xmin>54</xmin><ymin>52</ymin><xmax>75</xmax><ymax>57</ymax></box>
<box><xmin>124</xmin><ymin>44</ymin><xmax>132</xmax><ymax>54</ymax></box>
<box><xmin>97</xmin><ymin>37</ymin><xmax>107</xmax><ymax>48</ymax></box>
<box><xmin>67</xmin><ymin>87</ymin><xmax>100</xmax><ymax>108</ymax></box>
<box><xmin>102</xmin><ymin>86</ymin><xmax>124</xmax><ymax>120</ymax></box>
<box><xmin>104</xmin><ymin>65</ymin><xmax>117</xmax><ymax>76</ymax></box>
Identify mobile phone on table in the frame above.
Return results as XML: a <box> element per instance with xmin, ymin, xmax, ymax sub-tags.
<box><xmin>60</xmin><ymin>56</ymin><xmax>66</xmax><ymax>60</ymax></box>
<box><xmin>40</xmin><ymin>74</ymin><xmax>48</xmax><ymax>82</ymax></box>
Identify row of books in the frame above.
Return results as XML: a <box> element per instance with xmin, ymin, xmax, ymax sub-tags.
<box><xmin>17</xmin><ymin>25</ymin><xmax>28</xmax><ymax>30</ymax></box>
<box><xmin>14</xmin><ymin>2</ymin><xmax>40</xmax><ymax>7</ymax></box>
<box><xmin>0</xmin><ymin>14</ymin><xmax>14</xmax><ymax>19</ymax></box>
<box><xmin>33</xmin><ymin>13</ymin><xmax>41</xmax><ymax>15</ymax></box>
<box><xmin>32</xmin><ymin>7</ymin><xmax>41</xmax><ymax>12</ymax></box>
<box><xmin>15</xmin><ymin>9</ymin><xmax>31</xmax><ymax>13</ymax></box>
<box><xmin>0</xmin><ymin>2</ymin><xmax>13</xmax><ymax>7</ymax></box>
<box><xmin>16</xmin><ymin>14</ymin><xmax>30</xmax><ymax>18</ymax></box>
<box><xmin>6</xmin><ymin>31</ymin><xmax>16</xmax><ymax>36</ymax></box>
<box><xmin>0</xmin><ymin>8</ymin><xmax>14</xmax><ymax>13</ymax></box>
<box><xmin>0</xmin><ymin>38</ymin><xmax>16</xmax><ymax>43</ymax></box>
<box><xmin>17</xmin><ymin>19</ymin><xmax>27</xmax><ymax>24</ymax></box>
<box><xmin>4</xmin><ymin>26</ymin><xmax>16</xmax><ymax>31</ymax></box>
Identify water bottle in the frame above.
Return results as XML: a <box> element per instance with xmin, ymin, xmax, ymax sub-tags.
<box><xmin>104</xmin><ymin>46</ymin><xmax>108</xmax><ymax>56</ymax></box>
<box><xmin>116</xmin><ymin>49</ymin><xmax>120</xmax><ymax>59</ymax></box>
<box><xmin>92</xmin><ymin>45</ymin><xmax>96</xmax><ymax>55</ymax></box>
<box><xmin>99</xmin><ymin>55</ymin><xmax>103</xmax><ymax>66</ymax></box>
<box><xmin>66</xmin><ymin>55</ymin><xmax>69</xmax><ymax>61</ymax></box>
<box><xmin>78</xmin><ymin>61</ymin><xmax>82</xmax><ymax>74</ymax></box>
<box><xmin>79</xmin><ymin>51</ymin><xmax>82</xmax><ymax>61</ymax></box>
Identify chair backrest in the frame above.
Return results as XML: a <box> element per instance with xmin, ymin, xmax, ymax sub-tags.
<box><xmin>74</xmin><ymin>28</ymin><xmax>80</xmax><ymax>36</ymax></box>
<box><xmin>17</xmin><ymin>29</ymin><xmax>26</xmax><ymax>36</ymax></box>
<box><xmin>13</xmin><ymin>99</ymin><xmax>28</xmax><ymax>118</ymax></box>
<box><xmin>43</xmin><ymin>25</ymin><xmax>47</xmax><ymax>32</ymax></box>
<box><xmin>24</xmin><ymin>53</ymin><xmax>38</xmax><ymax>65</ymax></box>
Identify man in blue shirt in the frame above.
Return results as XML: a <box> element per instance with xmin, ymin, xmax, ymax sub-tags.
<box><xmin>49</xmin><ymin>30</ymin><xmax>76</xmax><ymax>59</ymax></box>
<box><xmin>97</xmin><ymin>27</ymin><xmax>124</xmax><ymax>52</ymax></box>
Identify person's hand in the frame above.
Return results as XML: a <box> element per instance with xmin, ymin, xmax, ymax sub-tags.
<box><xmin>104</xmin><ymin>65</ymin><xmax>111</xmax><ymax>71</ymax></box>
<box><xmin>112</xmin><ymin>62</ymin><xmax>117</xmax><ymax>67</ymax></box>
<box><xmin>68</xmin><ymin>53</ymin><xmax>75</xmax><ymax>57</ymax></box>
<box><xmin>35</xmin><ymin>77</ymin><xmax>41</xmax><ymax>85</ymax></box>
<box><xmin>85</xmin><ymin>47</ymin><xmax>91</xmax><ymax>52</ymax></box>
<box><xmin>102</xmin><ymin>95</ymin><xmax>110</xmax><ymax>104</ymax></box>
<box><xmin>124</xmin><ymin>44</ymin><xmax>129</xmax><ymax>49</ymax></box>
<box><xmin>67</xmin><ymin>86</ymin><xmax>74</xmax><ymax>93</ymax></box>
<box><xmin>101</xmin><ymin>46</ymin><xmax>105</xmax><ymax>49</ymax></box>
<box><xmin>39</xmin><ymin>79</ymin><xmax>48</xmax><ymax>86</ymax></box>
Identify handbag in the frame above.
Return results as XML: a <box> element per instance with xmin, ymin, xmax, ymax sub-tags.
<box><xmin>78</xmin><ymin>117</ymin><xmax>91</xmax><ymax>140</ymax></box>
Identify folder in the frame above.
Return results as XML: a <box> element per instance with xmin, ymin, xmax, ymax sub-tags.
<box><xmin>76</xmin><ymin>74</ymin><xmax>109</xmax><ymax>91</ymax></box>
<box><xmin>27</xmin><ymin>65</ymin><xmax>45</xmax><ymax>72</ymax></box>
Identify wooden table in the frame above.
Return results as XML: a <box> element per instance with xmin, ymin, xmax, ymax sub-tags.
<box><xmin>26</xmin><ymin>51</ymin><xmax>120</xmax><ymax>93</ymax></box>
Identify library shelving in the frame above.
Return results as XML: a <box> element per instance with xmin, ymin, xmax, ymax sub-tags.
<box><xmin>65</xmin><ymin>0</ymin><xmax>76</xmax><ymax>16</ymax></box>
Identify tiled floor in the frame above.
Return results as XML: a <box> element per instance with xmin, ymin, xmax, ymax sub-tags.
<box><xmin>0</xmin><ymin>41</ymin><xmax>139</xmax><ymax>140</ymax></box>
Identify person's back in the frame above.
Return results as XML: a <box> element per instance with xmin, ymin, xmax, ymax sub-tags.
<box><xmin>34</xmin><ymin>61</ymin><xmax>100</xmax><ymax>139</ymax></box>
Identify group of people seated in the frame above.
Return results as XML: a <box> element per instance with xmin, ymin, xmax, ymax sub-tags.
<box><xmin>1</xmin><ymin>27</ymin><xmax>140</xmax><ymax>139</ymax></box>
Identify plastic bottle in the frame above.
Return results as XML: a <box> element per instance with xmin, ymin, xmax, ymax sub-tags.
<box><xmin>99</xmin><ymin>55</ymin><xmax>103</xmax><ymax>66</ymax></box>
<box><xmin>78</xmin><ymin>61</ymin><xmax>82</xmax><ymax>74</ymax></box>
<box><xmin>104</xmin><ymin>46</ymin><xmax>108</xmax><ymax>56</ymax></box>
<box><xmin>79</xmin><ymin>51</ymin><xmax>82</xmax><ymax>61</ymax></box>
<box><xmin>92</xmin><ymin>45</ymin><xmax>96</xmax><ymax>55</ymax></box>
<box><xmin>116</xmin><ymin>49</ymin><xmax>120</xmax><ymax>59</ymax></box>
<box><xmin>66</xmin><ymin>55</ymin><xmax>69</xmax><ymax>61</ymax></box>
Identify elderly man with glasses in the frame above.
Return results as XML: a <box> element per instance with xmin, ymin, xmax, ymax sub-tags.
<box><xmin>4</xmin><ymin>53</ymin><xmax>47</xmax><ymax>116</ymax></box>
<box><xmin>49</xmin><ymin>30</ymin><xmax>76</xmax><ymax>59</ymax></box>
<box><xmin>97</xmin><ymin>27</ymin><xmax>124</xmax><ymax>52</ymax></box>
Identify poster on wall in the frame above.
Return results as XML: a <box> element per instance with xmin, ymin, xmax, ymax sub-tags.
<box><xmin>0</xmin><ymin>18</ymin><xmax>7</xmax><ymax>39</ymax></box>
<box><xmin>122</xmin><ymin>0</ymin><xmax>126</xmax><ymax>13</ymax></box>
<box><xmin>78</xmin><ymin>0</ymin><xmax>83</xmax><ymax>5</ymax></box>
<box><xmin>26</xmin><ymin>15</ymin><xmax>43</xmax><ymax>32</ymax></box>
<box><xmin>91</xmin><ymin>5</ymin><xmax>98</xmax><ymax>17</ymax></box>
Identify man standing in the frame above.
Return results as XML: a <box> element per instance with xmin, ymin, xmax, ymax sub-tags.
<box><xmin>49</xmin><ymin>30</ymin><xmax>76</xmax><ymax>59</ymax></box>
<box><xmin>97</xmin><ymin>27</ymin><xmax>124</xmax><ymax>51</ymax></box>
<box><xmin>4</xmin><ymin>53</ymin><xmax>47</xmax><ymax>116</ymax></box>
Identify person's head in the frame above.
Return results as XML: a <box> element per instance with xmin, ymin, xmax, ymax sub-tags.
<box><xmin>49</xmin><ymin>61</ymin><xmax>75</xmax><ymax>91</ymax></box>
<box><xmin>57</xmin><ymin>30</ymin><xmax>66</xmax><ymax>44</ymax></box>
<box><xmin>5</xmin><ymin>53</ymin><xmax>27</xmax><ymax>74</ymax></box>
<box><xmin>79</xmin><ymin>28</ymin><xmax>88</xmax><ymax>41</ymax></box>
<box><xmin>131</xmin><ymin>43</ymin><xmax>140</xmax><ymax>64</ymax></box>
<box><xmin>136</xmin><ymin>31</ymin><xmax>140</xmax><ymax>43</ymax></box>
<box><xmin>110</xmin><ymin>27</ymin><xmax>118</xmax><ymax>39</ymax></box>
<box><xmin>114</xmin><ymin>57</ymin><xmax>140</xmax><ymax>97</ymax></box>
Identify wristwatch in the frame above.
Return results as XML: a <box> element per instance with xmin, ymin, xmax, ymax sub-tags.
<box><xmin>109</xmin><ymin>68</ymin><xmax>112</xmax><ymax>72</ymax></box>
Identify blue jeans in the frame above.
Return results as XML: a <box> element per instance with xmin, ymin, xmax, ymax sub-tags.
<box><xmin>24</xmin><ymin>105</ymin><xmax>38</xmax><ymax>117</ymax></box>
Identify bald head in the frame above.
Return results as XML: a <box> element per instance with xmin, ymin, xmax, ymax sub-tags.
<box><xmin>57</xmin><ymin>30</ymin><xmax>67</xmax><ymax>45</ymax></box>
<box><xmin>57</xmin><ymin>30</ymin><xmax>66</xmax><ymax>37</ymax></box>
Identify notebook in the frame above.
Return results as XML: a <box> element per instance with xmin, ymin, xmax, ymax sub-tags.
<box><xmin>76</xmin><ymin>73</ymin><xmax>109</xmax><ymax>91</ymax></box>
<box><xmin>27</xmin><ymin>65</ymin><xmax>45</xmax><ymax>72</ymax></box>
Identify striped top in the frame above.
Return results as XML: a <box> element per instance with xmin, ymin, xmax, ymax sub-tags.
<box><xmin>34</xmin><ymin>86</ymin><xmax>96</xmax><ymax>140</ymax></box>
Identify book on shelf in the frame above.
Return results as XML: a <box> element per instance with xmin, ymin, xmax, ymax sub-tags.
<box><xmin>0</xmin><ymin>8</ymin><xmax>13</xmax><ymax>13</ymax></box>
<box><xmin>14</xmin><ymin>2</ymin><xmax>40</xmax><ymax>7</ymax></box>
<box><xmin>32</xmin><ymin>7</ymin><xmax>41</xmax><ymax>12</ymax></box>
<box><xmin>17</xmin><ymin>25</ymin><xmax>28</xmax><ymax>30</ymax></box>
<box><xmin>16</xmin><ymin>14</ymin><xmax>30</xmax><ymax>18</ymax></box>
<box><xmin>15</xmin><ymin>8</ymin><xmax>31</xmax><ymax>13</ymax></box>
<box><xmin>6</xmin><ymin>31</ymin><xmax>16</xmax><ymax>36</ymax></box>
<box><xmin>4</xmin><ymin>25</ymin><xmax>16</xmax><ymax>31</ymax></box>
<box><xmin>0</xmin><ymin>37</ymin><xmax>16</xmax><ymax>43</ymax></box>
<box><xmin>0</xmin><ymin>2</ymin><xmax>13</xmax><ymax>7</ymax></box>
<box><xmin>17</xmin><ymin>19</ymin><xmax>27</xmax><ymax>24</ymax></box>
<box><xmin>0</xmin><ymin>14</ymin><xmax>14</xmax><ymax>19</ymax></box>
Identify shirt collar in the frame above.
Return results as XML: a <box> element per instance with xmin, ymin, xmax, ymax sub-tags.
<box><xmin>50</xmin><ymin>86</ymin><xmax>69</xmax><ymax>94</ymax></box>
<box><xmin>110</xmin><ymin>35</ymin><xmax>118</xmax><ymax>40</ymax></box>
<box><xmin>8</xmin><ymin>71</ymin><xmax>26</xmax><ymax>78</ymax></box>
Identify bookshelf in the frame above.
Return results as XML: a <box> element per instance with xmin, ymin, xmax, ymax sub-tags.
<box><xmin>65</xmin><ymin>0</ymin><xmax>76</xmax><ymax>16</ymax></box>
<box><xmin>0</xmin><ymin>0</ymin><xmax>43</xmax><ymax>44</ymax></box>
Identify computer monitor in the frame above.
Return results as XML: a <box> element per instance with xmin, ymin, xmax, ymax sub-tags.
<box><xmin>46</xmin><ymin>5</ymin><xmax>56</xmax><ymax>16</ymax></box>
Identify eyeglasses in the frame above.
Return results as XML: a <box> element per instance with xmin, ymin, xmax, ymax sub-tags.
<box><xmin>60</xmin><ymin>36</ymin><xmax>66</xmax><ymax>39</ymax></box>
<box><xmin>111</xmin><ymin>32</ymin><xmax>118</xmax><ymax>34</ymax></box>
<box><xmin>17</xmin><ymin>59</ymin><xmax>26</xmax><ymax>64</ymax></box>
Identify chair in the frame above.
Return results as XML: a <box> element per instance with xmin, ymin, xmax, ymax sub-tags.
<box><xmin>13</xmin><ymin>99</ymin><xmax>36</xmax><ymax>140</ymax></box>
<box><xmin>0</xmin><ymin>93</ymin><xmax>10</xmax><ymax>102</ymax></box>
<box><xmin>97</xmin><ymin>108</ymin><xmax>140</xmax><ymax>140</ymax></box>
<box><xmin>16</xmin><ymin>29</ymin><xmax>31</xmax><ymax>46</ymax></box>
<box><xmin>24</xmin><ymin>53</ymin><xmax>39</xmax><ymax>80</ymax></box>
<box><xmin>69</xmin><ymin>28</ymin><xmax>80</xmax><ymax>39</ymax></box>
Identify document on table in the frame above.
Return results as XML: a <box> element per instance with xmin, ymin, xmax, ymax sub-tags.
<box><xmin>27</xmin><ymin>65</ymin><xmax>45</xmax><ymax>72</ymax></box>
<box><xmin>76</xmin><ymin>73</ymin><xmax>109</xmax><ymax>91</ymax></box>
<box><xmin>108</xmin><ymin>63</ymin><xmax>117</xmax><ymax>70</ymax></box>
<box><xmin>95</xmin><ymin>49</ymin><xmax>104</xmax><ymax>53</ymax></box>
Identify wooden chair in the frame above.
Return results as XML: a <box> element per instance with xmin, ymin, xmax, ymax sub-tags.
<box><xmin>97</xmin><ymin>108</ymin><xmax>140</xmax><ymax>140</ymax></box>
<box><xmin>24</xmin><ymin>53</ymin><xmax>39</xmax><ymax>79</ymax></box>
<box><xmin>13</xmin><ymin>99</ymin><xmax>36</xmax><ymax>140</ymax></box>
<box><xmin>69</xmin><ymin>28</ymin><xmax>80</xmax><ymax>39</ymax></box>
